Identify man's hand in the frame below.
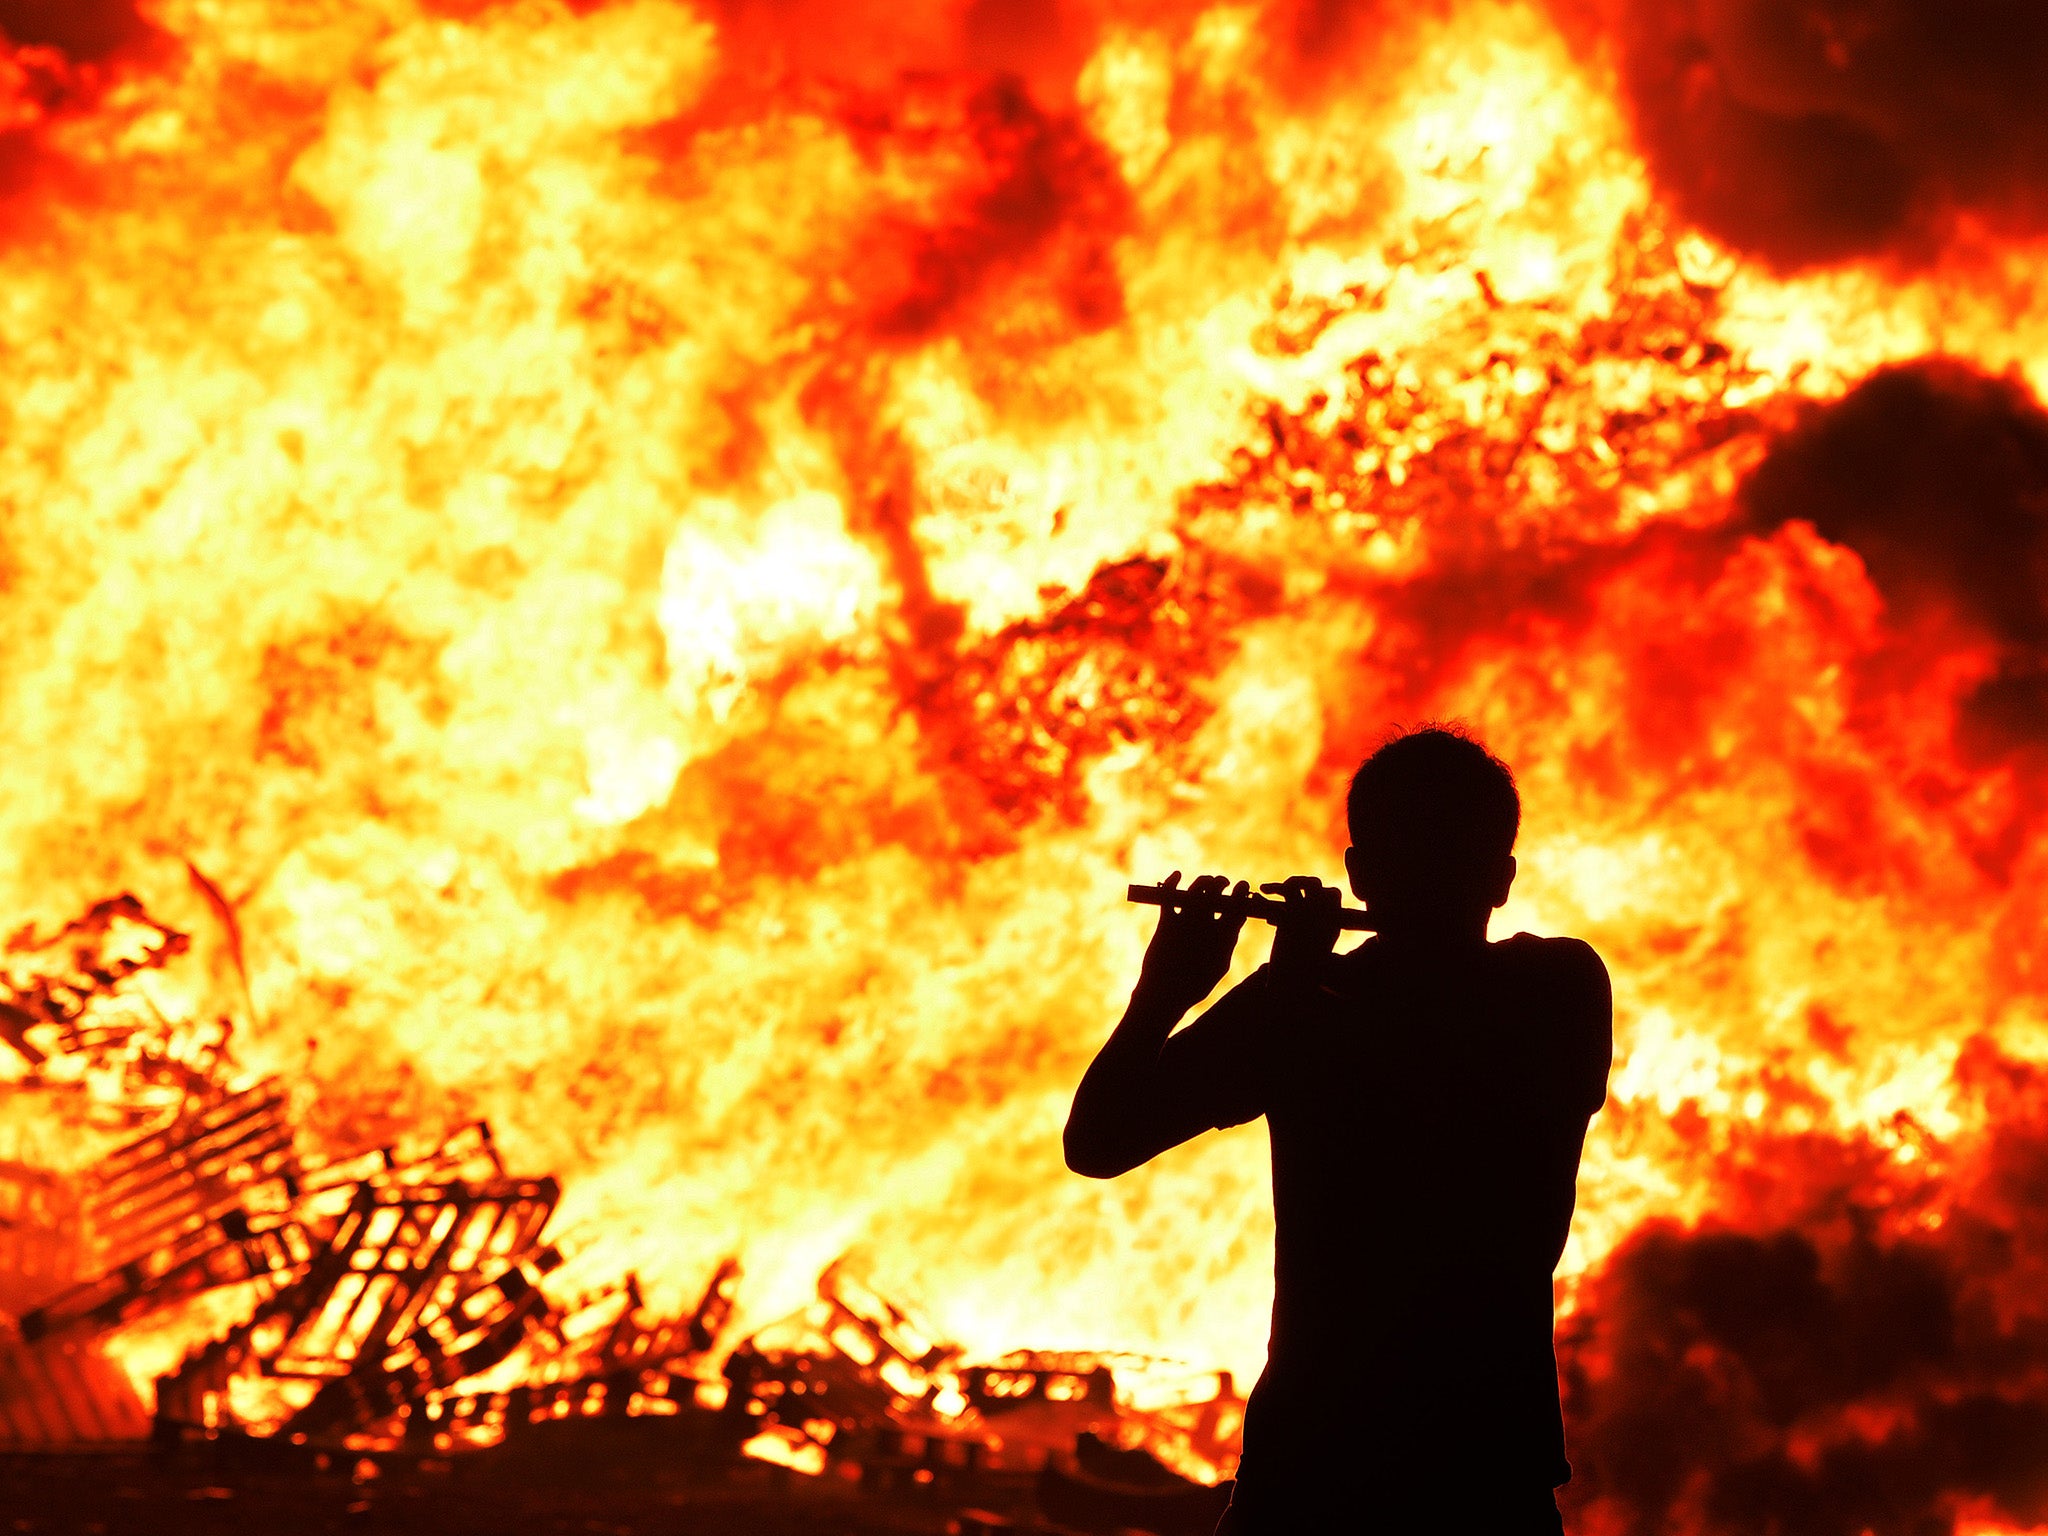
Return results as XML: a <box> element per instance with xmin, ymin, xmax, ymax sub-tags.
<box><xmin>1262</xmin><ymin>875</ymin><xmax>1343</xmax><ymax>988</ymax></box>
<box><xmin>1135</xmin><ymin>872</ymin><xmax>1248</xmax><ymax>1015</ymax></box>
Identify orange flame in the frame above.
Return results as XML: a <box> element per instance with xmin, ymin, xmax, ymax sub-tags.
<box><xmin>1</xmin><ymin>0</ymin><xmax>2047</xmax><ymax>1527</ymax></box>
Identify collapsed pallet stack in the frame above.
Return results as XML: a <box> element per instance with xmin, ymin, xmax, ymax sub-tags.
<box><xmin>0</xmin><ymin>896</ymin><xmax>1242</xmax><ymax>1534</ymax></box>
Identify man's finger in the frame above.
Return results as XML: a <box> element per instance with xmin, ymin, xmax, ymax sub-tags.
<box><xmin>1262</xmin><ymin>879</ymin><xmax>1330</xmax><ymax>900</ymax></box>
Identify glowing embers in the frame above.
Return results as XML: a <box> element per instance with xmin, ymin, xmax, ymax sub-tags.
<box><xmin>419</xmin><ymin>1258</ymin><xmax>742</xmax><ymax>1455</ymax></box>
<box><xmin>725</xmin><ymin>1260</ymin><xmax>970</xmax><ymax>1480</ymax></box>
<box><xmin>966</xmin><ymin>1353</ymin><xmax>1243</xmax><ymax>1490</ymax></box>
<box><xmin>0</xmin><ymin>895</ymin><xmax>216</xmax><ymax>1108</ymax></box>
<box><xmin>504</xmin><ymin>1259</ymin><xmax>741</xmax><ymax>1409</ymax></box>
<box><xmin>936</xmin><ymin>557</ymin><xmax>1235</xmax><ymax>824</ymax></box>
<box><xmin>156</xmin><ymin>1176</ymin><xmax>562</xmax><ymax>1442</ymax></box>
<box><xmin>717</xmin><ymin>1270</ymin><xmax>1244</xmax><ymax>1496</ymax></box>
<box><xmin>962</xmin><ymin>1354</ymin><xmax>1117</xmax><ymax>1452</ymax></box>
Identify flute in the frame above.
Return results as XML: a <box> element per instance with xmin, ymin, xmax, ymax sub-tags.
<box><xmin>1127</xmin><ymin>882</ymin><xmax>1380</xmax><ymax>931</ymax></box>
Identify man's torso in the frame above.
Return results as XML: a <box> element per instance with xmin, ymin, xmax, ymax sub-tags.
<box><xmin>1165</xmin><ymin>932</ymin><xmax>1612</xmax><ymax>1488</ymax></box>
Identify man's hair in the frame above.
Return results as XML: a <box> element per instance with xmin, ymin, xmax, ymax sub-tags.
<box><xmin>1346</xmin><ymin>725</ymin><xmax>1520</xmax><ymax>880</ymax></box>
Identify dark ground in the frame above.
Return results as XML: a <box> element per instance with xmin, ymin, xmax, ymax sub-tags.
<box><xmin>1</xmin><ymin>1444</ymin><xmax>1000</xmax><ymax>1536</ymax></box>
<box><xmin>0</xmin><ymin>1463</ymin><xmax>985</xmax><ymax>1536</ymax></box>
<box><xmin>1</xmin><ymin>1423</ymin><xmax>1228</xmax><ymax>1536</ymax></box>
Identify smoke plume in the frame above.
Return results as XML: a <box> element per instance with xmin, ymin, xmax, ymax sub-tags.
<box><xmin>0</xmin><ymin>0</ymin><xmax>154</xmax><ymax>60</ymax></box>
<box><xmin>1740</xmin><ymin>358</ymin><xmax>2048</xmax><ymax>753</ymax></box>
<box><xmin>1564</xmin><ymin>1045</ymin><xmax>2048</xmax><ymax>1536</ymax></box>
<box><xmin>1610</xmin><ymin>0</ymin><xmax>2048</xmax><ymax>269</ymax></box>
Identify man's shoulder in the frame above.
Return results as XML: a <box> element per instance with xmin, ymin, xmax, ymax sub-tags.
<box><xmin>1497</xmin><ymin>931</ymin><xmax>1597</xmax><ymax>952</ymax></box>
<box><xmin>1497</xmin><ymin>931</ymin><xmax>1606</xmax><ymax>972</ymax></box>
<box><xmin>1495</xmin><ymin>933</ymin><xmax>1611</xmax><ymax>1009</ymax></box>
<box><xmin>1498</xmin><ymin>936</ymin><xmax>1612</xmax><ymax>1105</ymax></box>
<box><xmin>1322</xmin><ymin>934</ymin><xmax>1610</xmax><ymax>1003</ymax></box>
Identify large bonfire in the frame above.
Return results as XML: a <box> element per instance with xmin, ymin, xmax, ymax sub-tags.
<box><xmin>0</xmin><ymin>1</ymin><xmax>2046</xmax><ymax>1532</ymax></box>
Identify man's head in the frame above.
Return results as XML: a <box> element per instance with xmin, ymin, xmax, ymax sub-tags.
<box><xmin>1343</xmin><ymin>726</ymin><xmax>1519</xmax><ymax>930</ymax></box>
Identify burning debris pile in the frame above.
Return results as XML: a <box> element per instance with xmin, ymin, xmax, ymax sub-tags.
<box><xmin>0</xmin><ymin>895</ymin><xmax>1238</xmax><ymax>1533</ymax></box>
<box><xmin>1</xmin><ymin>1</ymin><xmax>2047</xmax><ymax>1532</ymax></box>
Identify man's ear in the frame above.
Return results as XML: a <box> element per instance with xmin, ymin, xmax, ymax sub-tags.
<box><xmin>1344</xmin><ymin>846</ymin><xmax>1368</xmax><ymax>902</ymax></box>
<box><xmin>1490</xmin><ymin>854</ymin><xmax>1517</xmax><ymax>910</ymax></box>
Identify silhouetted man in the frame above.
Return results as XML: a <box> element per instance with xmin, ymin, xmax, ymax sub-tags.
<box><xmin>1066</xmin><ymin>727</ymin><xmax>1611</xmax><ymax>1533</ymax></box>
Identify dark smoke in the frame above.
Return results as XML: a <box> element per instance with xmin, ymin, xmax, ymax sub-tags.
<box><xmin>688</xmin><ymin>0</ymin><xmax>1108</xmax><ymax>102</ymax></box>
<box><xmin>0</xmin><ymin>1</ymin><xmax>165</xmax><ymax>221</ymax></box>
<box><xmin>1611</xmin><ymin>0</ymin><xmax>2048</xmax><ymax>269</ymax></box>
<box><xmin>1741</xmin><ymin>358</ymin><xmax>2048</xmax><ymax>752</ymax></box>
<box><xmin>842</xmin><ymin>75</ymin><xmax>1133</xmax><ymax>343</ymax></box>
<box><xmin>0</xmin><ymin>0</ymin><xmax>154</xmax><ymax>60</ymax></box>
<box><xmin>1563</xmin><ymin>1046</ymin><xmax>2048</xmax><ymax>1536</ymax></box>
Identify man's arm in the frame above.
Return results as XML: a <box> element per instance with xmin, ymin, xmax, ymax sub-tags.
<box><xmin>1065</xmin><ymin>873</ymin><xmax>1256</xmax><ymax>1179</ymax></box>
<box><xmin>1554</xmin><ymin>937</ymin><xmax>1614</xmax><ymax>1116</ymax></box>
<box><xmin>1536</xmin><ymin>937</ymin><xmax>1614</xmax><ymax>1265</ymax></box>
<box><xmin>1065</xmin><ymin>873</ymin><xmax>1345</xmax><ymax>1179</ymax></box>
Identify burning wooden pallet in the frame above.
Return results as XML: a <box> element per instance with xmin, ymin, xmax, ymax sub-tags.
<box><xmin>154</xmin><ymin>1175</ymin><xmax>563</xmax><ymax>1442</ymax></box>
<box><xmin>17</xmin><ymin>1080</ymin><xmax>308</xmax><ymax>1344</ymax></box>
<box><xmin>417</xmin><ymin>1258</ymin><xmax>742</xmax><ymax>1455</ymax></box>
<box><xmin>0</xmin><ymin>895</ymin><xmax>1241</xmax><ymax>1534</ymax></box>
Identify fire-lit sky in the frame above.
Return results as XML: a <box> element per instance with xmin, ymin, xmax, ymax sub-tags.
<box><xmin>2</xmin><ymin>2</ymin><xmax>2048</xmax><ymax>1531</ymax></box>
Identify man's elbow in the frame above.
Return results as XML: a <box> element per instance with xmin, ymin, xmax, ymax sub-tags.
<box><xmin>1063</xmin><ymin>1121</ymin><xmax>1134</xmax><ymax>1179</ymax></box>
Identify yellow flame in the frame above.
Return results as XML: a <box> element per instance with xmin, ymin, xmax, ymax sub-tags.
<box><xmin>0</xmin><ymin>0</ymin><xmax>2041</xmax><ymax>1405</ymax></box>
